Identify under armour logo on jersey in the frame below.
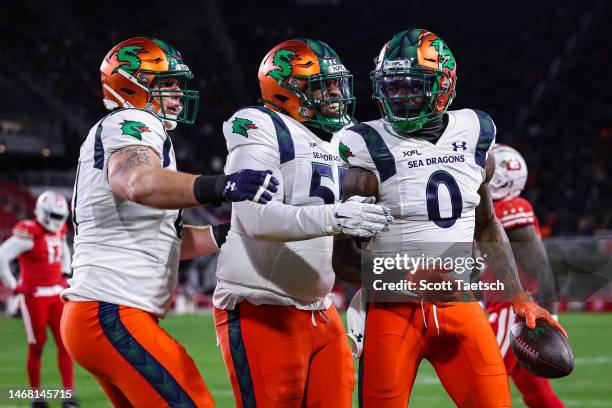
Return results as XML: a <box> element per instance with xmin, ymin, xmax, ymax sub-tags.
<box><xmin>224</xmin><ymin>181</ymin><xmax>237</xmax><ymax>193</ymax></box>
<box><xmin>452</xmin><ymin>141</ymin><xmax>467</xmax><ymax>151</ymax></box>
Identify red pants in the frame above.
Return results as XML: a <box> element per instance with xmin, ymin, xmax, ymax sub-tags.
<box><xmin>19</xmin><ymin>294</ymin><xmax>73</xmax><ymax>389</ymax></box>
<box><xmin>61</xmin><ymin>301</ymin><xmax>214</xmax><ymax>407</ymax></box>
<box><xmin>214</xmin><ymin>302</ymin><xmax>354</xmax><ymax>408</ymax></box>
<box><xmin>488</xmin><ymin>302</ymin><xmax>565</xmax><ymax>408</ymax></box>
<box><xmin>360</xmin><ymin>301</ymin><xmax>511</xmax><ymax>407</ymax></box>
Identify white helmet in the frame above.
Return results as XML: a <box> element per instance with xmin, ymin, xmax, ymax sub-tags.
<box><xmin>34</xmin><ymin>191</ymin><xmax>69</xmax><ymax>232</ymax></box>
<box><xmin>489</xmin><ymin>144</ymin><xmax>528</xmax><ymax>201</ymax></box>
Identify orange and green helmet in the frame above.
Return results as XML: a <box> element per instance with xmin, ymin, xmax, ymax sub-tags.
<box><xmin>371</xmin><ymin>29</ymin><xmax>457</xmax><ymax>133</ymax></box>
<box><xmin>100</xmin><ymin>37</ymin><xmax>199</xmax><ymax>126</ymax></box>
<box><xmin>258</xmin><ymin>38</ymin><xmax>355</xmax><ymax>133</ymax></box>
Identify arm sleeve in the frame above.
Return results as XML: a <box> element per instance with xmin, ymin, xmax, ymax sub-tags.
<box><xmin>0</xmin><ymin>236</ymin><xmax>34</xmax><ymax>290</ymax></box>
<box><xmin>61</xmin><ymin>238</ymin><xmax>72</xmax><ymax>275</ymax></box>
<box><xmin>226</xmin><ymin>143</ymin><xmax>337</xmax><ymax>241</ymax></box>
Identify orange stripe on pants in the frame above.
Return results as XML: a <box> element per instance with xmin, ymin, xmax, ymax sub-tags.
<box><xmin>60</xmin><ymin>301</ymin><xmax>214</xmax><ymax>407</ymax></box>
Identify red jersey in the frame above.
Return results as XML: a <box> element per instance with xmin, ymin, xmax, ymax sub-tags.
<box><xmin>12</xmin><ymin>220</ymin><xmax>67</xmax><ymax>287</ymax></box>
<box><xmin>494</xmin><ymin>196</ymin><xmax>540</xmax><ymax>237</ymax></box>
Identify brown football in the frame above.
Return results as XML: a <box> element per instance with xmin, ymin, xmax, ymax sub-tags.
<box><xmin>509</xmin><ymin>319</ymin><xmax>574</xmax><ymax>378</ymax></box>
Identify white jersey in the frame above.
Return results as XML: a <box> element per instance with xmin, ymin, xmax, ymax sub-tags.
<box><xmin>215</xmin><ymin>107</ymin><xmax>346</xmax><ymax>310</ymax></box>
<box><xmin>340</xmin><ymin>109</ymin><xmax>496</xmax><ymax>263</ymax></box>
<box><xmin>62</xmin><ymin>108</ymin><xmax>181</xmax><ymax>317</ymax></box>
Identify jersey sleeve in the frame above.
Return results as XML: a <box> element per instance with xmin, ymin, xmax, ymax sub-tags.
<box><xmin>494</xmin><ymin>197</ymin><xmax>535</xmax><ymax>231</ymax></box>
<box><xmin>12</xmin><ymin>220</ymin><xmax>38</xmax><ymax>241</ymax></box>
<box><xmin>338</xmin><ymin>126</ymin><xmax>378</xmax><ymax>175</ymax></box>
<box><xmin>226</xmin><ymin>141</ymin><xmax>337</xmax><ymax>242</ymax></box>
<box><xmin>100</xmin><ymin>109</ymin><xmax>167</xmax><ymax>157</ymax></box>
<box><xmin>472</xmin><ymin>110</ymin><xmax>497</xmax><ymax>169</ymax></box>
<box><xmin>223</xmin><ymin>108</ymin><xmax>281</xmax><ymax>160</ymax></box>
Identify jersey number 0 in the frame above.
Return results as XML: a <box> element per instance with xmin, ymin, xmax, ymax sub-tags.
<box><xmin>426</xmin><ymin>170</ymin><xmax>463</xmax><ymax>228</ymax></box>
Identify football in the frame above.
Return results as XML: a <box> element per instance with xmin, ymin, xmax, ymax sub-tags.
<box><xmin>510</xmin><ymin>319</ymin><xmax>574</xmax><ymax>378</ymax></box>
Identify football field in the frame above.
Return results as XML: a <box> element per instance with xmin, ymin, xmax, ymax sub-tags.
<box><xmin>1</xmin><ymin>312</ymin><xmax>611</xmax><ymax>407</ymax></box>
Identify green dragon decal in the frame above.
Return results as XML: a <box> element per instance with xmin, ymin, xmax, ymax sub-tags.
<box><xmin>120</xmin><ymin>120</ymin><xmax>150</xmax><ymax>140</ymax></box>
<box><xmin>339</xmin><ymin>142</ymin><xmax>354</xmax><ymax>164</ymax></box>
<box><xmin>112</xmin><ymin>45</ymin><xmax>145</xmax><ymax>75</ymax></box>
<box><xmin>430</xmin><ymin>39</ymin><xmax>455</xmax><ymax>71</ymax></box>
<box><xmin>528</xmin><ymin>326</ymin><xmax>548</xmax><ymax>342</ymax></box>
<box><xmin>232</xmin><ymin>118</ymin><xmax>257</xmax><ymax>137</ymax></box>
<box><xmin>266</xmin><ymin>49</ymin><xmax>298</xmax><ymax>81</ymax></box>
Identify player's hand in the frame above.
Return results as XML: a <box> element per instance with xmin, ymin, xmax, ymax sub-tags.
<box><xmin>333</xmin><ymin>196</ymin><xmax>393</xmax><ymax>237</ymax></box>
<box><xmin>14</xmin><ymin>283</ymin><xmax>35</xmax><ymax>296</ymax></box>
<box><xmin>223</xmin><ymin>169</ymin><xmax>279</xmax><ymax>204</ymax></box>
<box><xmin>511</xmin><ymin>292</ymin><xmax>568</xmax><ymax>337</ymax></box>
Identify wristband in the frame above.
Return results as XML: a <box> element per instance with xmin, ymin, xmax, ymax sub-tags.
<box><xmin>193</xmin><ymin>175</ymin><xmax>226</xmax><ymax>205</ymax></box>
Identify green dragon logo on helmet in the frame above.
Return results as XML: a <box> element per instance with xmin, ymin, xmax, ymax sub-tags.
<box><xmin>231</xmin><ymin>118</ymin><xmax>258</xmax><ymax>137</ymax></box>
<box><xmin>120</xmin><ymin>120</ymin><xmax>150</xmax><ymax>140</ymax></box>
<box><xmin>430</xmin><ymin>39</ymin><xmax>455</xmax><ymax>71</ymax></box>
<box><xmin>339</xmin><ymin>142</ymin><xmax>354</xmax><ymax>164</ymax></box>
<box><xmin>267</xmin><ymin>49</ymin><xmax>299</xmax><ymax>82</ymax></box>
<box><xmin>113</xmin><ymin>45</ymin><xmax>146</xmax><ymax>76</ymax></box>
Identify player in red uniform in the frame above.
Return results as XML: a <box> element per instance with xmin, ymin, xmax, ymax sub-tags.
<box><xmin>485</xmin><ymin>144</ymin><xmax>564</xmax><ymax>408</ymax></box>
<box><xmin>0</xmin><ymin>191</ymin><xmax>79</xmax><ymax>408</ymax></box>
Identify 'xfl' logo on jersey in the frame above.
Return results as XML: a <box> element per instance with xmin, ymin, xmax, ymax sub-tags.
<box><xmin>452</xmin><ymin>141</ymin><xmax>467</xmax><ymax>151</ymax></box>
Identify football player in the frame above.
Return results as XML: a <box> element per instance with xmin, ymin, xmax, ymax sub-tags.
<box><xmin>213</xmin><ymin>39</ymin><xmax>393</xmax><ymax>407</ymax></box>
<box><xmin>333</xmin><ymin>29</ymin><xmax>567</xmax><ymax>407</ymax></box>
<box><xmin>0</xmin><ymin>191</ymin><xmax>78</xmax><ymax>408</ymax></box>
<box><xmin>60</xmin><ymin>37</ymin><xmax>278</xmax><ymax>407</ymax></box>
<box><xmin>485</xmin><ymin>144</ymin><xmax>565</xmax><ymax>408</ymax></box>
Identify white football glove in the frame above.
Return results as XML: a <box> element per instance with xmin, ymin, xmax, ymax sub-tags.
<box><xmin>330</xmin><ymin>196</ymin><xmax>393</xmax><ymax>238</ymax></box>
<box><xmin>347</xmin><ymin>289</ymin><xmax>367</xmax><ymax>358</ymax></box>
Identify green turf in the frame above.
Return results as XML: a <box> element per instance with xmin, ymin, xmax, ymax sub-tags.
<box><xmin>0</xmin><ymin>313</ymin><xmax>610</xmax><ymax>407</ymax></box>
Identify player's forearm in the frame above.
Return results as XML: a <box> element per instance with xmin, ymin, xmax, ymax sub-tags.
<box><xmin>180</xmin><ymin>225</ymin><xmax>221</xmax><ymax>260</ymax></box>
<box><xmin>236</xmin><ymin>200</ymin><xmax>337</xmax><ymax>241</ymax></box>
<box><xmin>0</xmin><ymin>237</ymin><xmax>29</xmax><ymax>290</ymax></box>
<box><xmin>514</xmin><ymin>242</ymin><xmax>558</xmax><ymax>314</ymax></box>
<box><xmin>118</xmin><ymin>167</ymin><xmax>201</xmax><ymax>209</ymax></box>
<box><xmin>0</xmin><ymin>258</ymin><xmax>16</xmax><ymax>290</ymax></box>
<box><xmin>475</xmin><ymin>216</ymin><xmax>524</xmax><ymax>296</ymax></box>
